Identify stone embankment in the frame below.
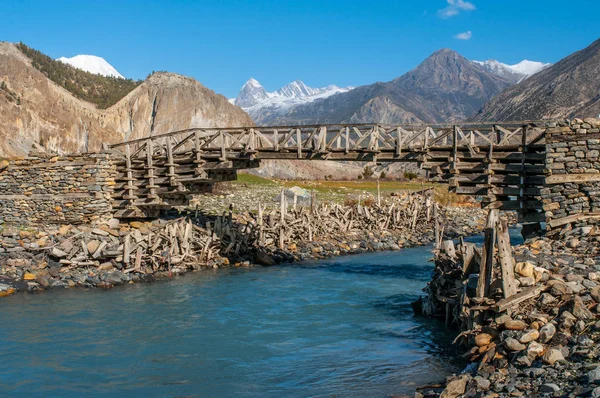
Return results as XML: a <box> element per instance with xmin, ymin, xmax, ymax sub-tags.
<box><xmin>0</xmin><ymin>154</ymin><xmax>115</xmax><ymax>225</ymax></box>
<box><xmin>0</xmin><ymin>191</ymin><xmax>485</xmax><ymax>296</ymax></box>
<box><xmin>416</xmin><ymin>213</ymin><xmax>600</xmax><ymax>397</ymax></box>
<box><xmin>543</xmin><ymin>117</ymin><xmax>600</xmax><ymax>234</ymax></box>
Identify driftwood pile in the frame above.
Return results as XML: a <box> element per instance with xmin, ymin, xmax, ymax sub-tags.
<box><xmin>45</xmin><ymin>218</ymin><xmax>222</xmax><ymax>274</ymax></box>
<box><xmin>39</xmin><ymin>189</ymin><xmax>441</xmax><ymax>274</ymax></box>
<box><xmin>416</xmin><ymin>209</ymin><xmax>600</xmax><ymax>396</ymax></box>
<box><xmin>250</xmin><ymin>188</ymin><xmax>441</xmax><ymax>250</ymax></box>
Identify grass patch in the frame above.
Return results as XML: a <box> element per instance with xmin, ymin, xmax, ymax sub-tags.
<box><xmin>235</xmin><ymin>173</ymin><xmax>278</xmax><ymax>186</ymax></box>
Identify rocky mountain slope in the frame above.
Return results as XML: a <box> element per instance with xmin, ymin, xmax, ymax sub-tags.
<box><xmin>232</xmin><ymin>78</ymin><xmax>352</xmax><ymax>125</ymax></box>
<box><xmin>57</xmin><ymin>54</ymin><xmax>124</xmax><ymax>78</ymax></box>
<box><xmin>0</xmin><ymin>42</ymin><xmax>253</xmax><ymax>157</ymax></box>
<box><xmin>249</xmin><ymin>49</ymin><xmax>514</xmax><ymax>125</ymax></box>
<box><xmin>473</xmin><ymin>38</ymin><xmax>600</xmax><ymax>121</ymax></box>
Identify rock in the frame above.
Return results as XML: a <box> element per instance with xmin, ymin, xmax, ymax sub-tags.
<box><xmin>472</xmin><ymin>376</ymin><xmax>490</xmax><ymax>391</ymax></box>
<box><xmin>542</xmin><ymin>348</ymin><xmax>565</xmax><ymax>365</ymax></box>
<box><xmin>441</xmin><ymin>374</ymin><xmax>470</xmax><ymax>398</ymax></box>
<box><xmin>51</xmin><ymin>247</ymin><xmax>68</xmax><ymax>258</ymax></box>
<box><xmin>505</xmin><ymin>338</ymin><xmax>526</xmax><ymax>351</ymax></box>
<box><xmin>0</xmin><ymin>159</ymin><xmax>9</xmax><ymax>171</ymax></box>
<box><xmin>519</xmin><ymin>276</ymin><xmax>535</xmax><ymax>287</ymax></box>
<box><xmin>475</xmin><ymin>333</ymin><xmax>493</xmax><ymax>347</ymax></box>
<box><xmin>92</xmin><ymin>228</ymin><xmax>109</xmax><ymax>236</ymax></box>
<box><xmin>515</xmin><ymin>262</ymin><xmax>535</xmax><ymax>278</ymax></box>
<box><xmin>567</xmin><ymin>238</ymin><xmax>580</xmax><ymax>248</ymax></box>
<box><xmin>518</xmin><ymin>329</ymin><xmax>539</xmax><ymax>344</ymax></box>
<box><xmin>526</xmin><ymin>341</ymin><xmax>544</xmax><ymax>359</ymax></box>
<box><xmin>590</xmin><ymin>286</ymin><xmax>600</xmax><ymax>303</ymax></box>
<box><xmin>539</xmin><ymin>293</ymin><xmax>557</xmax><ymax>306</ymax></box>
<box><xmin>129</xmin><ymin>221</ymin><xmax>145</xmax><ymax>229</ymax></box>
<box><xmin>35</xmin><ymin>274</ymin><xmax>50</xmax><ymax>288</ymax></box>
<box><xmin>255</xmin><ymin>250</ymin><xmax>276</xmax><ymax>266</ymax></box>
<box><xmin>570</xmin><ymin>296</ymin><xmax>595</xmax><ymax>320</ymax></box>
<box><xmin>48</xmin><ymin>266</ymin><xmax>60</xmax><ymax>278</ymax></box>
<box><xmin>504</xmin><ymin>320</ymin><xmax>528</xmax><ymax>331</ymax></box>
<box><xmin>587</xmin><ymin>366</ymin><xmax>600</xmax><ymax>383</ymax></box>
<box><xmin>107</xmin><ymin>218</ymin><xmax>120</xmax><ymax>229</ymax></box>
<box><xmin>566</xmin><ymin>273</ymin><xmax>584</xmax><ymax>282</ymax></box>
<box><xmin>593</xmin><ymin>387</ymin><xmax>600</xmax><ymax>398</ymax></box>
<box><xmin>539</xmin><ymin>383</ymin><xmax>561</xmax><ymax>393</ymax></box>
<box><xmin>58</xmin><ymin>225</ymin><xmax>70</xmax><ymax>235</ymax></box>
<box><xmin>566</xmin><ymin>281</ymin><xmax>585</xmax><ymax>294</ymax></box>
<box><xmin>539</xmin><ymin>323</ymin><xmax>556</xmax><ymax>343</ymax></box>
<box><xmin>86</xmin><ymin>240</ymin><xmax>100</xmax><ymax>254</ymax></box>
<box><xmin>23</xmin><ymin>273</ymin><xmax>36</xmax><ymax>281</ymax></box>
<box><xmin>548</xmin><ymin>280</ymin><xmax>571</xmax><ymax>296</ymax></box>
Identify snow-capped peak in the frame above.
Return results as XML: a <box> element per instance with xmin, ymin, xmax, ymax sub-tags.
<box><xmin>472</xmin><ymin>59</ymin><xmax>550</xmax><ymax>83</ymax></box>
<box><xmin>234</xmin><ymin>78</ymin><xmax>353</xmax><ymax>109</ymax></box>
<box><xmin>56</xmin><ymin>55</ymin><xmax>124</xmax><ymax>78</ymax></box>
<box><xmin>508</xmin><ymin>60</ymin><xmax>551</xmax><ymax>76</ymax></box>
<box><xmin>244</xmin><ymin>77</ymin><xmax>262</xmax><ymax>88</ymax></box>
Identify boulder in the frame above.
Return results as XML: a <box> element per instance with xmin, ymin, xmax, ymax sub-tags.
<box><xmin>504</xmin><ymin>319</ymin><xmax>528</xmax><ymax>330</ymax></box>
<box><xmin>542</xmin><ymin>348</ymin><xmax>565</xmax><ymax>365</ymax></box>
<box><xmin>441</xmin><ymin>374</ymin><xmax>470</xmax><ymax>398</ymax></box>
<box><xmin>515</xmin><ymin>261</ymin><xmax>535</xmax><ymax>278</ymax></box>
<box><xmin>539</xmin><ymin>323</ymin><xmax>556</xmax><ymax>343</ymax></box>
<box><xmin>505</xmin><ymin>338</ymin><xmax>526</xmax><ymax>351</ymax></box>
<box><xmin>518</xmin><ymin>329</ymin><xmax>539</xmax><ymax>344</ymax></box>
<box><xmin>475</xmin><ymin>333</ymin><xmax>493</xmax><ymax>347</ymax></box>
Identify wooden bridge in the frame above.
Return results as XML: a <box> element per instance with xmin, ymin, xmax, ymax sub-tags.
<box><xmin>108</xmin><ymin>122</ymin><xmax>548</xmax><ymax>220</ymax></box>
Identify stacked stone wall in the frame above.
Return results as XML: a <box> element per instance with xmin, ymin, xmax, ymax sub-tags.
<box><xmin>542</xmin><ymin>118</ymin><xmax>600</xmax><ymax>231</ymax></box>
<box><xmin>0</xmin><ymin>154</ymin><xmax>116</xmax><ymax>225</ymax></box>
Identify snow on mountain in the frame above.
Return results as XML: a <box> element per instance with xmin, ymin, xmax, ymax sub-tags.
<box><xmin>472</xmin><ymin>59</ymin><xmax>550</xmax><ymax>83</ymax></box>
<box><xmin>57</xmin><ymin>55</ymin><xmax>124</xmax><ymax>78</ymax></box>
<box><xmin>232</xmin><ymin>78</ymin><xmax>353</xmax><ymax>123</ymax></box>
<box><xmin>508</xmin><ymin>60</ymin><xmax>551</xmax><ymax>76</ymax></box>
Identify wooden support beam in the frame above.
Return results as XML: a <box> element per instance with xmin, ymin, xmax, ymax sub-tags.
<box><xmin>497</xmin><ymin>219</ymin><xmax>517</xmax><ymax>298</ymax></box>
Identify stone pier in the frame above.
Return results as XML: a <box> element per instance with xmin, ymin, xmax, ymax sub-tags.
<box><xmin>0</xmin><ymin>154</ymin><xmax>116</xmax><ymax>225</ymax></box>
<box><xmin>542</xmin><ymin>118</ymin><xmax>600</xmax><ymax>234</ymax></box>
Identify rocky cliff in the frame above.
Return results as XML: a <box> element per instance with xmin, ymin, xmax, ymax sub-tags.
<box><xmin>0</xmin><ymin>42</ymin><xmax>253</xmax><ymax>157</ymax></box>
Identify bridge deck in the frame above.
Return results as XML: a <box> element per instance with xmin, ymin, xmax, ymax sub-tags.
<box><xmin>108</xmin><ymin>122</ymin><xmax>550</xmax><ymax>219</ymax></box>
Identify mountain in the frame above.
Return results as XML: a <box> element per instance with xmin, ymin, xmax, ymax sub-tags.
<box><xmin>472</xmin><ymin>59</ymin><xmax>550</xmax><ymax>83</ymax></box>
<box><xmin>57</xmin><ymin>54</ymin><xmax>124</xmax><ymax>78</ymax></box>
<box><xmin>473</xmin><ymin>39</ymin><xmax>600</xmax><ymax>121</ymax></box>
<box><xmin>232</xmin><ymin>79</ymin><xmax>353</xmax><ymax>124</ymax></box>
<box><xmin>0</xmin><ymin>42</ymin><xmax>253</xmax><ymax>157</ymax></box>
<box><xmin>254</xmin><ymin>48</ymin><xmax>514</xmax><ymax>125</ymax></box>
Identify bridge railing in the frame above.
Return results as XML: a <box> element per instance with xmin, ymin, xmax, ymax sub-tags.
<box><xmin>108</xmin><ymin>122</ymin><xmax>547</xmax><ymax>162</ymax></box>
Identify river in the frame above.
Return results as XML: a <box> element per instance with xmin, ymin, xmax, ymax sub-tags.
<box><xmin>0</xmin><ymin>234</ymin><xmax>523</xmax><ymax>397</ymax></box>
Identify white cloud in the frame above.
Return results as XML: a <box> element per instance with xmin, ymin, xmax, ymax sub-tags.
<box><xmin>438</xmin><ymin>0</ymin><xmax>476</xmax><ymax>18</ymax></box>
<box><xmin>455</xmin><ymin>30</ymin><xmax>472</xmax><ymax>40</ymax></box>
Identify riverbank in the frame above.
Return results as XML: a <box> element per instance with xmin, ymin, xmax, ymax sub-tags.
<box><xmin>416</xmin><ymin>217</ymin><xmax>600</xmax><ymax>397</ymax></box>
<box><xmin>0</xmin><ymin>191</ymin><xmax>486</xmax><ymax>297</ymax></box>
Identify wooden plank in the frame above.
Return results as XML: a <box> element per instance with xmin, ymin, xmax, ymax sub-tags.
<box><xmin>546</xmin><ymin>173</ymin><xmax>600</xmax><ymax>185</ymax></box>
<box><xmin>497</xmin><ymin>220</ymin><xmax>517</xmax><ymax>298</ymax></box>
<box><xmin>494</xmin><ymin>286</ymin><xmax>546</xmax><ymax>312</ymax></box>
<box><xmin>477</xmin><ymin>209</ymin><xmax>498</xmax><ymax>298</ymax></box>
<box><xmin>548</xmin><ymin>212</ymin><xmax>600</xmax><ymax>228</ymax></box>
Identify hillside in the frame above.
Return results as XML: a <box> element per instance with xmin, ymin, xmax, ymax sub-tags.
<box><xmin>254</xmin><ymin>49</ymin><xmax>513</xmax><ymax>125</ymax></box>
<box><xmin>16</xmin><ymin>43</ymin><xmax>141</xmax><ymax>109</ymax></box>
<box><xmin>473</xmin><ymin>38</ymin><xmax>600</xmax><ymax>121</ymax></box>
<box><xmin>0</xmin><ymin>42</ymin><xmax>253</xmax><ymax>157</ymax></box>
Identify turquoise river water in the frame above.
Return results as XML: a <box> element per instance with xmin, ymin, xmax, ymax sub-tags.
<box><xmin>0</xmin><ymin>232</ymin><xmax>521</xmax><ymax>397</ymax></box>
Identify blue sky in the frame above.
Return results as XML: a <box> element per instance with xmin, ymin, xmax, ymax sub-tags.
<box><xmin>2</xmin><ymin>0</ymin><xmax>599</xmax><ymax>98</ymax></box>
